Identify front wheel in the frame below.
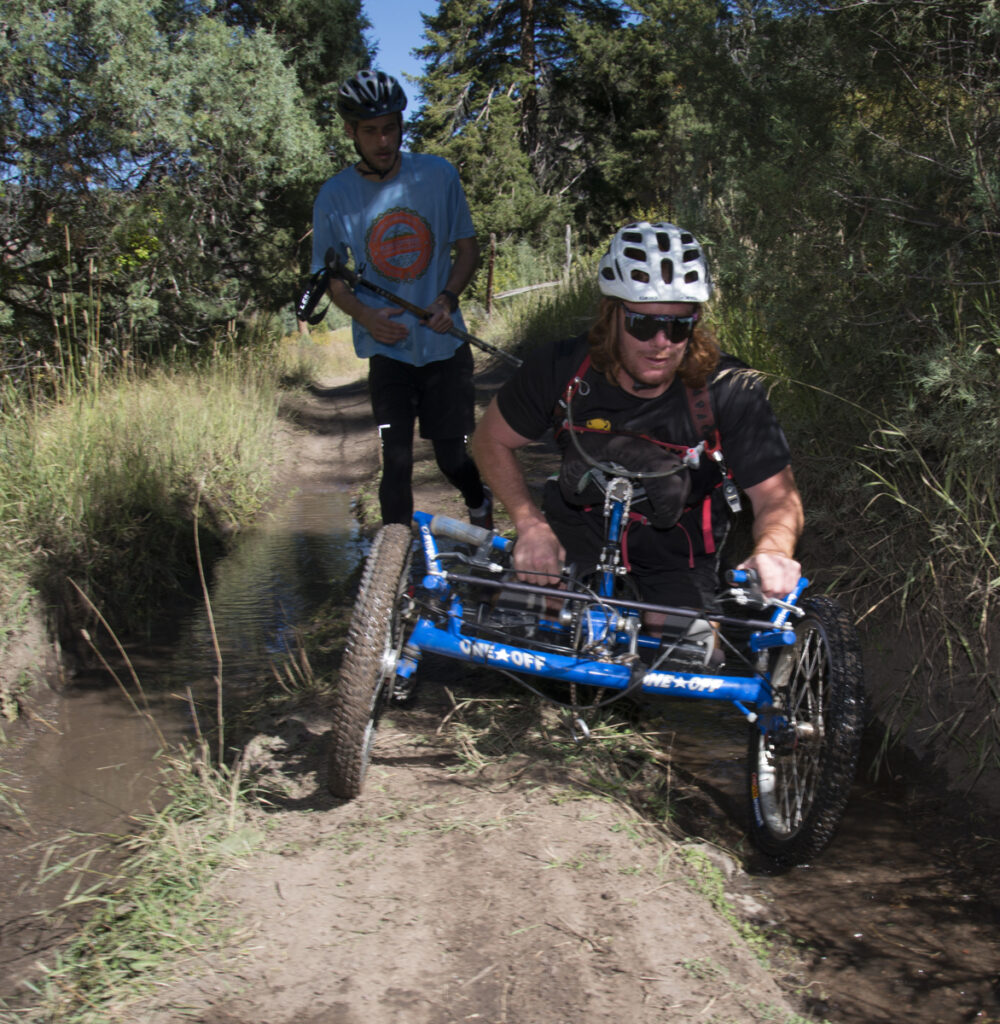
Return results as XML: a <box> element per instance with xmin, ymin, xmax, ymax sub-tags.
<box><xmin>747</xmin><ymin>596</ymin><xmax>864</xmax><ymax>865</ymax></box>
<box><xmin>327</xmin><ymin>523</ymin><xmax>413</xmax><ymax>799</ymax></box>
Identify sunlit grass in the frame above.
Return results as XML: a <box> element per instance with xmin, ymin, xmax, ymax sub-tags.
<box><xmin>472</xmin><ymin>263</ymin><xmax>599</xmax><ymax>361</ymax></box>
<box><xmin>277</xmin><ymin>324</ymin><xmax>361</xmax><ymax>385</ymax></box>
<box><xmin>0</xmin><ymin>338</ymin><xmax>282</xmax><ymax>631</ymax></box>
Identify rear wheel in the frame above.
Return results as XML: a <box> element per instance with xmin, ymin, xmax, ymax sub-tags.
<box><xmin>747</xmin><ymin>596</ymin><xmax>864</xmax><ymax>865</ymax></box>
<box><xmin>327</xmin><ymin>523</ymin><xmax>413</xmax><ymax>799</ymax></box>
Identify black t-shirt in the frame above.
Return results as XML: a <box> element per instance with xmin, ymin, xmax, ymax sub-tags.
<box><xmin>496</xmin><ymin>333</ymin><xmax>791</xmax><ymax>563</ymax></box>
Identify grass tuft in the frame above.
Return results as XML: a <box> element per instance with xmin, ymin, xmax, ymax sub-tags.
<box><xmin>1</xmin><ymin>336</ymin><xmax>282</xmax><ymax>633</ymax></box>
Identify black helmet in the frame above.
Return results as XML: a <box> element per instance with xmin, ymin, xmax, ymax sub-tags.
<box><xmin>336</xmin><ymin>70</ymin><xmax>407</xmax><ymax>121</ymax></box>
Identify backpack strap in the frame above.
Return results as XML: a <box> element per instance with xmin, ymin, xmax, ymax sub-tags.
<box><xmin>685</xmin><ymin>382</ymin><xmax>742</xmax><ymax>526</ymax></box>
<box><xmin>557</xmin><ymin>353</ymin><xmax>592</xmax><ymax>418</ymax></box>
<box><xmin>685</xmin><ymin>384</ymin><xmax>717</xmax><ymax>448</ymax></box>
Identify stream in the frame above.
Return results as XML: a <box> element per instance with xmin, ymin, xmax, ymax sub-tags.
<box><xmin>0</xmin><ymin>483</ymin><xmax>362</xmax><ymax>1005</ymax></box>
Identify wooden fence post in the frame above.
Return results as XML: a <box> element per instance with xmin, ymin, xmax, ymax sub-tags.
<box><xmin>487</xmin><ymin>233</ymin><xmax>496</xmax><ymax>315</ymax></box>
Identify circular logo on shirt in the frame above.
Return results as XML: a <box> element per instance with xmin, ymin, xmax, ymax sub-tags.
<box><xmin>367</xmin><ymin>208</ymin><xmax>434</xmax><ymax>281</ymax></box>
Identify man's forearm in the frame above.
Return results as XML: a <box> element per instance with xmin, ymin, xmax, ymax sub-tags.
<box><xmin>469</xmin><ymin>436</ymin><xmax>543</xmax><ymax>531</ymax></box>
<box><xmin>746</xmin><ymin>467</ymin><xmax>803</xmax><ymax>558</ymax></box>
<box><xmin>328</xmin><ymin>278</ymin><xmax>369</xmax><ymax>323</ymax></box>
<box><xmin>470</xmin><ymin>407</ymin><xmax>566</xmax><ymax>583</ymax></box>
<box><xmin>442</xmin><ymin>237</ymin><xmax>480</xmax><ymax>300</ymax></box>
<box><xmin>469</xmin><ymin>404</ymin><xmax>547</xmax><ymax>531</ymax></box>
<box><xmin>752</xmin><ymin>512</ymin><xmax>802</xmax><ymax>560</ymax></box>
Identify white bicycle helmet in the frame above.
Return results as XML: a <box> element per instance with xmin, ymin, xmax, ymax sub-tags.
<box><xmin>336</xmin><ymin>70</ymin><xmax>408</xmax><ymax>121</ymax></box>
<box><xmin>598</xmin><ymin>222</ymin><xmax>713</xmax><ymax>303</ymax></box>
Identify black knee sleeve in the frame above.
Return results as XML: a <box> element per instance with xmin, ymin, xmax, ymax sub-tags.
<box><xmin>379</xmin><ymin>435</ymin><xmax>414</xmax><ymax>524</ymax></box>
<box><xmin>432</xmin><ymin>438</ymin><xmax>484</xmax><ymax>508</ymax></box>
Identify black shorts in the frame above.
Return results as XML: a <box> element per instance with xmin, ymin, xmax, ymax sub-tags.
<box><xmin>368</xmin><ymin>344</ymin><xmax>476</xmax><ymax>440</ymax></box>
<box><xmin>542</xmin><ymin>481</ymin><xmax>721</xmax><ymax>610</ymax></box>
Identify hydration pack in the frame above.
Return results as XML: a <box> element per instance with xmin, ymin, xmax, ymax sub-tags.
<box><xmin>554</xmin><ymin>353</ymin><xmax>742</xmax><ymax>549</ymax></box>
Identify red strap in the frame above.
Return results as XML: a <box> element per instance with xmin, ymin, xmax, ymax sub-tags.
<box><xmin>621</xmin><ymin>510</ymin><xmax>651</xmax><ymax>571</ymax></box>
<box><xmin>561</xmin><ymin>353</ymin><xmax>592</xmax><ymax>410</ymax></box>
<box><xmin>701</xmin><ymin>495</ymin><xmax>715</xmax><ymax>555</ymax></box>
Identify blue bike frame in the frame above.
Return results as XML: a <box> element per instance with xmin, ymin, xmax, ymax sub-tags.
<box><xmin>401</xmin><ymin>511</ymin><xmax>807</xmax><ymax>731</ymax></box>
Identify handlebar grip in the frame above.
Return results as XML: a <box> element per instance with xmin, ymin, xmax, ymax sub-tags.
<box><xmin>429</xmin><ymin>515</ymin><xmax>492</xmax><ymax>547</ymax></box>
<box><xmin>726</xmin><ymin>568</ymin><xmax>760</xmax><ymax>586</ymax></box>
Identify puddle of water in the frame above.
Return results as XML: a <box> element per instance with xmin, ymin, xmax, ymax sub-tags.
<box><xmin>755</xmin><ymin>783</ymin><xmax>1000</xmax><ymax>1023</ymax></box>
<box><xmin>0</xmin><ymin>485</ymin><xmax>362</xmax><ymax>1004</ymax></box>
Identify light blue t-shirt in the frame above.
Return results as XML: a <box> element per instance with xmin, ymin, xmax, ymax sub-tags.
<box><xmin>311</xmin><ymin>151</ymin><xmax>477</xmax><ymax>367</ymax></box>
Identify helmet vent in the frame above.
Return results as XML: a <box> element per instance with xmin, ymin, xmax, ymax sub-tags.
<box><xmin>622</xmin><ymin>231</ymin><xmax>643</xmax><ymax>244</ymax></box>
<box><xmin>655</xmin><ymin>231</ymin><xmax>672</xmax><ymax>251</ymax></box>
<box><xmin>680</xmin><ymin>233</ymin><xmax>695</xmax><ymax>245</ymax></box>
<box><xmin>623</xmin><ymin>246</ymin><xmax>646</xmax><ymax>262</ymax></box>
<box><xmin>600</xmin><ymin>266</ymin><xmax>617</xmax><ymax>282</ymax></box>
<box><xmin>660</xmin><ymin>259</ymin><xmax>674</xmax><ymax>284</ymax></box>
<box><xmin>684</xmin><ymin>270</ymin><xmax>700</xmax><ymax>284</ymax></box>
<box><xmin>630</xmin><ymin>269</ymin><xmax>650</xmax><ymax>283</ymax></box>
<box><xmin>682</xmin><ymin>248</ymin><xmax>700</xmax><ymax>264</ymax></box>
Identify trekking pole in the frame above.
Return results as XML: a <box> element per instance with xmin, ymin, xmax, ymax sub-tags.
<box><xmin>324</xmin><ymin>248</ymin><xmax>523</xmax><ymax>368</ymax></box>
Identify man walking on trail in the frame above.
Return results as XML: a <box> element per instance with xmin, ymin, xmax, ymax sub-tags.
<box><xmin>311</xmin><ymin>69</ymin><xmax>492</xmax><ymax>529</ymax></box>
<box><xmin>470</xmin><ymin>221</ymin><xmax>802</xmax><ymax>622</ymax></box>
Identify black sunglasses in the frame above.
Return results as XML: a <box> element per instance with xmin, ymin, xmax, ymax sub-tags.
<box><xmin>622</xmin><ymin>308</ymin><xmax>699</xmax><ymax>343</ymax></box>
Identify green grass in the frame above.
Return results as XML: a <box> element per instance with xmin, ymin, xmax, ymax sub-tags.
<box><xmin>276</xmin><ymin>324</ymin><xmax>361</xmax><ymax>385</ymax></box>
<box><xmin>471</xmin><ymin>262</ymin><xmax>600</xmax><ymax>362</ymax></box>
<box><xmin>680</xmin><ymin>845</ymin><xmax>772</xmax><ymax>965</ymax></box>
<box><xmin>0</xmin><ymin>336</ymin><xmax>282</xmax><ymax>633</ymax></box>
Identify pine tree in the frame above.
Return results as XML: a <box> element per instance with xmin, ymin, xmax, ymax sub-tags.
<box><xmin>409</xmin><ymin>0</ymin><xmax>631</xmax><ymax>277</ymax></box>
<box><xmin>220</xmin><ymin>0</ymin><xmax>370</xmax><ymax>133</ymax></box>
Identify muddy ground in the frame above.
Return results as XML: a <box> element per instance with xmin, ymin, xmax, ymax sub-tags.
<box><xmin>127</xmin><ymin>367</ymin><xmax>819</xmax><ymax>1024</ymax></box>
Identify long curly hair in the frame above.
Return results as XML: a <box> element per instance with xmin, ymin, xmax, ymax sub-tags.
<box><xmin>587</xmin><ymin>297</ymin><xmax>721</xmax><ymax>389</ymax></box>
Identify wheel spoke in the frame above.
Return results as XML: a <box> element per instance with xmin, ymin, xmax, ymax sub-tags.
<box><xmin>748</xmin><ymin>596</ymin><xmax>864</xmax><ymax>864</ymax></box>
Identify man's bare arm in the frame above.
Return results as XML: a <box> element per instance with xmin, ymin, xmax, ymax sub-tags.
<box><xmin>426</xmin><ymin>236</ymin><xmax>481</xmax><ymax>333</ymax></box>
<box><xmin>469</xmin><ymin>399</ymin><xmax>565</xmax><ymax>582</ymax></box>
<box><xmin>740</xmin><ymin>465</ymin><xmax>804</xmax><ymax>597</ymax></box>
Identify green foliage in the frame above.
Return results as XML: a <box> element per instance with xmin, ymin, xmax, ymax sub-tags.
<box><xmin>411</xmin><ymin>0</ymin><xmax>630</xmax><ymax>269</ymax></box>
<box><xmin>0</xmin><ymin>0</ymin><xmax>368</xmax><ymax>357</ymax></box>
<box><xmin>553</xmin><ymin>0</ymin><xmax>717</xmax><ymax>233</ymax></box>
<box><xmin>220</xmin><ymin>0</ymin><xmax>370</xmax><ymax>133</ymax></box>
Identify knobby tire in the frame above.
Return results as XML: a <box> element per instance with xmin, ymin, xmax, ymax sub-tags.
<box><xmin>327</xmin><ymin>523</ymin><xmax>413</xmax><ymax>799</ymax></box>
<box><xmin>747</xmin><ymin>595</ymin><xmax>865</xmax><ymax>866</ymax></box>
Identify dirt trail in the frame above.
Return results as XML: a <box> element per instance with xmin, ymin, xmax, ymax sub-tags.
<box><xmin>139</xmin><ymin>714</ymin><xmax>802</xmax><ymax>1024</ymax></box>
<box><xmin>131</xmin><ymin>368</ymin><xmax>813</xmax><ymax>1024</ymax></box>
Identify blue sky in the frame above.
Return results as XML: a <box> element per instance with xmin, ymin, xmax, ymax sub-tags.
<box><xmin>363</xmin><ymin>1</ymin><xmax>433</xmax><ymax>106</ymax></box>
